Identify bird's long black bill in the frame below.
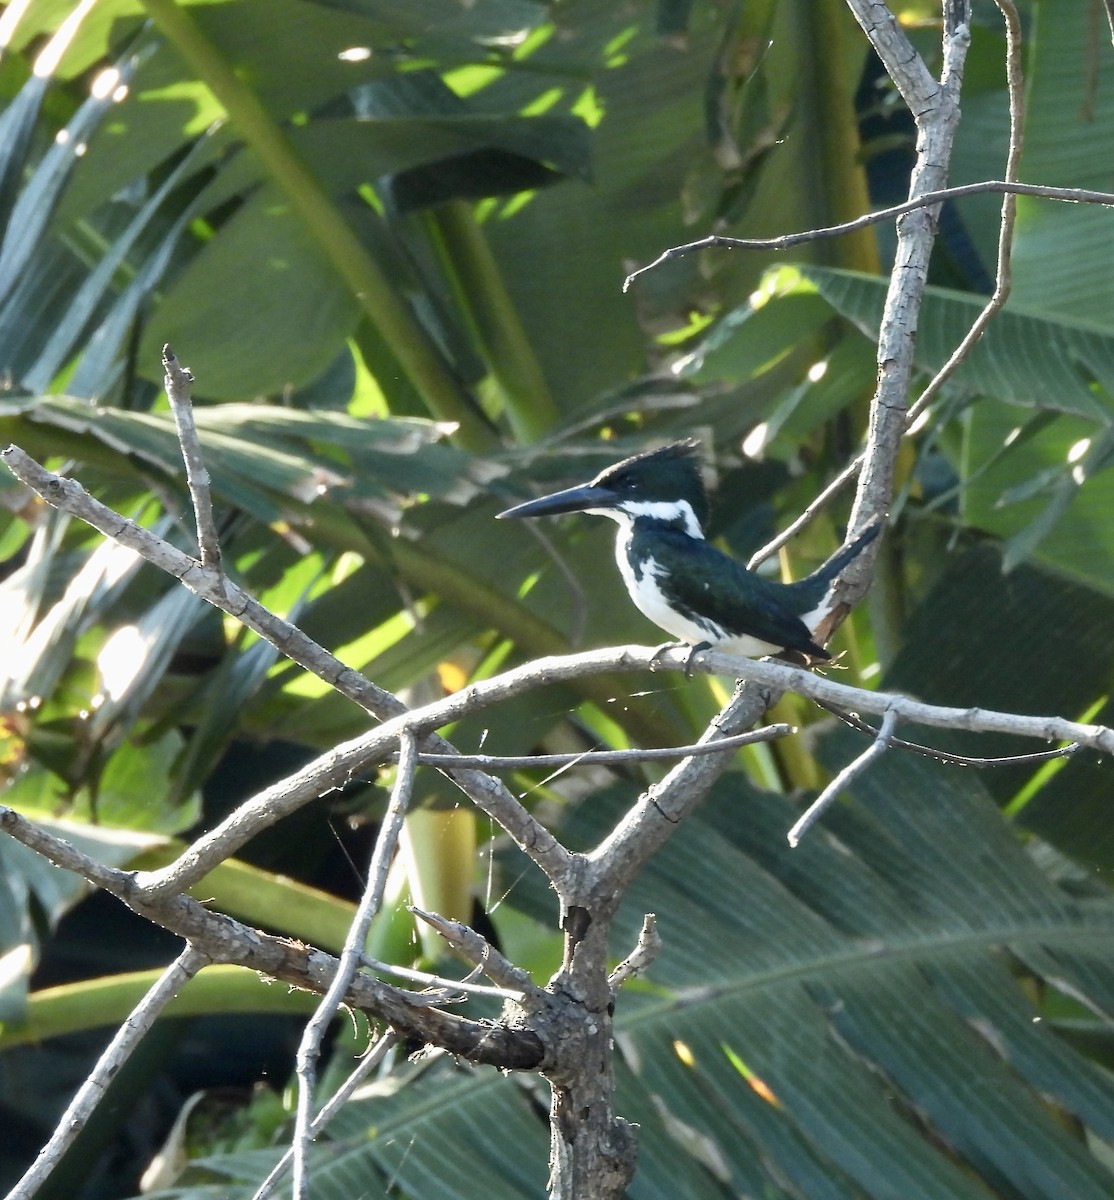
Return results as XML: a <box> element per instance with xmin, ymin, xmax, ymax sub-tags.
<box><xmin>496</xmin><ymin>483</ymin><xmax>619</xmax><ymax>520</ymax></box>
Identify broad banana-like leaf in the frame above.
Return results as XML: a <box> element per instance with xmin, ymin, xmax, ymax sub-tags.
<box><xmin>1007</xmin><ymin>1</ymin><xmax>1114</xmax><ymax>321</ymax></box>
<box><xmin>884</xmin><ymin>541</ymin><xmax>1114</xmax><ymax>871</ymax></box>
<box><xmin>136</xmin><ymin>755</ymin><xmax>1114</xmax><ymax>1199</ymax></box>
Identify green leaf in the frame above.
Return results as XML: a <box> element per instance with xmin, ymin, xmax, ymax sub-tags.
<box><xmin>138</xmin><ymin>182</ymin><xmax>361</xmax><ymax>398</ymax></box>
<box><xmin>675</xmin><ymin>288</ymin><xmax>835</xmax><ymax>385</ymax></box>
<box><xmin>0</xmin><ymin>796</ymin><xmax>164</xmax><ymax>960</ymax></box>
<box><xmin>0</xmin><ymin>47</ymin><xmax>146</xmax><ymax>303</ymax></box>
<box><xmin>87</xmin><ymin>585</ymin><xmax>209</xmax><ymax>747</ymax></box>
<box><xmin>22</xmin><ymin>139</ymin><xmax>206</xmax><ymax>395</ymax></box>
<box><xmin>196</xmin><ymin>113</ymin><xmax>591</xmax><ymax>214</ymax></box>
<box><xmin>0</xmin><ymin>73</ymin><xmax>48</xmax><ymax>230</ymax></box>
<box><xmin>952</xmin><ymin>402</ymin><xmax>1114</xmax><ymax>592</ymax></box>
<box><xmin>800</xmin><ymin>266</ymin><xmax>1114</xmax><ymax>418</ymax></box>
<box><xmin>1008</xmin><ymin>2</ymin><xmax>1114</xmax><ymax>323</ymax></box>
<box><xmin>0</xmin><ymin>396</ymin><xmax>462</xmax><ymax>519</ymax></box>
<box><xmin>80</xmin><ymin>729</ymin><xmax>200</xmax><ymax>834</ymax></box>
<box><xmin>1015</xmin><ymin>690</ymin><xmax>1114</xmax><ymax>870</ymax></box>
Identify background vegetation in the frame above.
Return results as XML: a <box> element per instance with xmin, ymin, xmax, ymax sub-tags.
<box><xmin>4</xmin><ymin>0</ymin><xmax>1114</xmax><ymax>1197</ymax></box>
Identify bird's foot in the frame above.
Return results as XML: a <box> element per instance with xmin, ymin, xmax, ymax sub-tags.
<box><xmin>648</xmin><ymin>641</ymin><xmax>683</xmax><ymax>671</ymax></box>
<box><xmin>648</xmin><ymin>641</ymin><xmax>708</xmax><ymax>675</ymax></box>
<box><xmin>683</xmin><ymin>641</ymin><xmax>711</xmax><ymax>679</ymax></box>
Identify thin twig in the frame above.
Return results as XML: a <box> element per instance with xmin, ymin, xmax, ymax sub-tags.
<box><xmin>747</xmin><ymin>459</ymin><xmax>863</xmax><ymax>569</ymax></box>
<box><xmin>907</xmin><ymin>0</ymin><xmax>1024</xmax><ymax>428</ymax></box>
<box><xmin>815</xmin><ymin>698</ymin><xmax>1079</xmax><ymax>768</ymax></box>
<box><xmin>0</xmin><ymin>803</ymin><xmax>545</xmax><ymax>1069</ymax></box>
<box><xmin>251</xmin><ymin>1031</ymin><xmax>399</xmax><ymax>1200</ymax></box>
<box><xmin>362</xmin><ymin>955</ymin><xmax>524</xmax><ymax>1001</ymax></box>
<box><xmin>843</xmin><ymin>1</ymin><xmax>971</xmax><ymax>558</ymax></box>
<box><xmin>407</xmin><ymin>723</ymin><xmax>793</xmax><ymax>771</ymax></box>
<box><xmin>623</xmin><ymin>179</ymin><xmax>1114</xmax><ymax>291</ymax></box>
<box><xmin>71</xmin><ymin>634</ymin><xmax>1114</xmax><ymax>905</ymax></box>
<box><xmin>8</xmin><ymin>944</ymin><xmax>210</xmax><ymax>1200</ymax></box>
<box><xmin>3</xmin><ymin>629</ymin><xmax>1106</xmax><ymax>908</ymax></box>
<box><xmin>162</xmin><ymin>345</ymin><xmax>221</xmax><ymax>569</ymax></box>
<box><xmin>787</xmin><ymin>707</ymin><xmax>899</xmax><ymax>847</ymax></box>
<box><xmin>0</xmin><ymin>445</ymin><xmax>570</xmax><ymax>887</ymax></box>
<box><xmin>410</xmin><ymin>905</ymin><xmax>548</xmax><ymax>1001</ymax></box>
<box><xmin>745</xmin><ymin>6</ymin><xmax>973</xmax><ymax>581</ymax></box>
<box><xmin>291</xmin><ymin>731</ymin><xmax>419</xmax><ymax>1200</ymax></box>
<box><xmin>0</xmin><ymin>447</ymin><xmax>399</xmax><ymax>720</ymax></box>
<box><xmin>748</xmin><ymin>6</ymin><xmax>1027</xmax><ymax>572</ymax></box>
<box><xmin>609</xmin><ymin>914</ymin><xmax>662</xmax><ymax>992</ymax></box>
<box><xmin>152</xmin><ymin>631</ymin><xmax>1113</xmax><ymax>901</ymax></box>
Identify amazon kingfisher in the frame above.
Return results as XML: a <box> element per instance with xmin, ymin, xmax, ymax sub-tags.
<box><xmin>497</xmin><ymin>440</ymin><xmax>879</xmax><ymax>665</ymax></box>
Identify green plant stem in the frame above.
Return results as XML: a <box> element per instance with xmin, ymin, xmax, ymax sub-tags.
<box><xmin>1</xmin><ymin>965</ymin><xmax>317</xmax><ymax>1049</ymax></box>
<box><xmin>139</xmin><ymin>0</ymin><xmax>493</xmax><ymax>449</ymax></box>
<box><xmin>426</xmin><ymin>201</ymin><xmax>560</xmax><ymax>442</ymax></box>
<box><xmin>809</xmin><ymin>0</ymin><xmax>880</xmax><ymax>273</ymax></box>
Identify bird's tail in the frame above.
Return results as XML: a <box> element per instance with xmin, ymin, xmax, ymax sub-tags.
<box><xmin>809</xmin><ymin>519</ymin><xmax>882</xmax><ymax>587</ymax></box>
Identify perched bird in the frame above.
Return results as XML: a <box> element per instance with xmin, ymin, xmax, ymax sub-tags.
<box><xmin>497</xmin><ymin>440</ymin><xmax>878</xmax><ymax>665</ymax></box>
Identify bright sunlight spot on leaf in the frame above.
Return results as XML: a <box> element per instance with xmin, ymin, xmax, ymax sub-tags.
<box><xmin>444</xmin><ymin>64</ymin><xmax>503</xmax><ymax>97</ymax></box>
<box><xmin>0</xmin><ymin>944</ymin><xmax>33</xmax><ymax>994</ymax></box>
<box><xmin>483</xmin><ymin>26</ymin><xmax>537</xmax><ymax>50</ymax></box>
<box><xmin>672</xmin><ymin>1039</ymin><xmax>695</xmax><ymax>1068</ymax></box>
<box><xmin>762</xmin><ymin>264</ymin><xmax>809</xmax><ymax>296</ymax></box>
<box><xmin>32</xmin><ymin>0</ymin><xmax>97</xmax><ymax>78</ymax></box>
<box><xmin>331</xmin><ymin>551</ymin><xmax>365</xmax><ymax>585</ymax></box>
<box><xmin>497</xmin><ymin>190</ymin><xmax>537</xmax><ymax>220</ymax></box>
<box><xmin>337</xmin><ymin>46</ymin><xmax>372</xmax><ymax>62</ymax></box>
<box><xmin>1068</xmin><ymin>437</ymin><xmax>1091</xmax><ymax>484</ymax></box>
<box><xmin>722</xmin><ymin>1043</ymin><xmax>781</xmax><ymax>1107</ymax></box>
<box><xmin>90</xmin><ymin>67</ymin><xmax>121</xmax><ymax>101</ymax></box>
<box><xmin>807</xmin><ymin>359</ymin><xmax>828</xmax><ymax>383</ymax></box>
<box><xmin>742</xmin><ymin>422</ymin><xmax>768</xmax><ymax>459</ymax></box>
<box><xmin>515</xmin><ymin>569</ymin><xmax>541</xmax><ymax>599</ymax></box>
<box><xmin>572</xmin><ymin>85</ymin><xmax>604</xmax><ymax>128</ymax></box>
<box><xmin>512</xmin><ymin>23</ymin><xmax>554</xmax><ymax>59</ymax></box>
<box><xmin>521</xmin><ymin>87</ymin><xmax>563</xmax><ymax>117</ymax></box>
<box><xmin>97</xmin><ymin>625</ymin><xmax>152</xmax><ymax>702</ymax></box>
<box><xmin>656</xmin><ymin>310</ymin><xmax>714</xmax><ymax>347</ymax></box>
<box><xmin>142</xmin><ymin>81</ymin><xmax>228</xmax><ymax>136</ymax></box>
<box><xmin>0</xmin><ymin>2</ymin><xmax>25</xmax><ymax>53</ymax></box>
<box><xmin>437</xmin><ymin>660</ymin><xmax>469</xmax><ymax>693</ymax></box>
<box><xmin>603</xmin><ymin>26</ymin><xmax>638</xmax><ymax>68</ymax></box>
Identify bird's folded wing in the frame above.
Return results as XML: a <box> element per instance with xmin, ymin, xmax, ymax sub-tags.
<box><xmin>647</xmin><ymin>530</ymin><xmax>820</xmax><ymax>655</ymax></box>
